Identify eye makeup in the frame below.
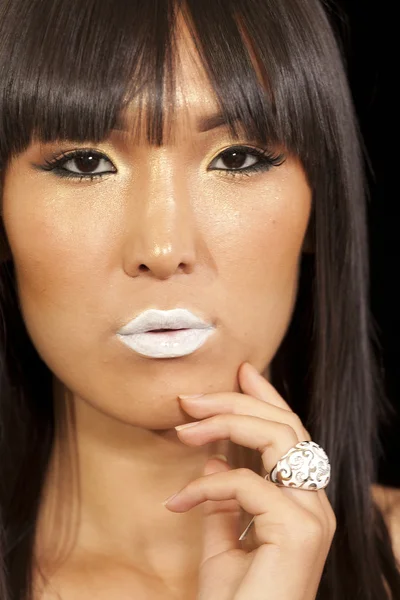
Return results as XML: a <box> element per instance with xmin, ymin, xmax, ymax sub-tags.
<box><xmin>31</xmin><ymin>144</ymin><xmax>285</xmax><ymax>182</ymax></box>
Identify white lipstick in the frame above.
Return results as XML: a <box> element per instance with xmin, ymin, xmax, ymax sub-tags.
<box><xmin>116</xmin><ymin>308</ymin><xmax>216</xmax><ymax>358</ymax></box>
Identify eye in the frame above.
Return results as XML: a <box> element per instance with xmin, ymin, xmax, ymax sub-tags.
<box><xmin>208</xmin><ymin>145</ymin><xmax>285</xmax><ymax>178</ymax></box>
<box><xmin>37</xmin><ymin>144</ymin><xmax>285</xmax><ymax>182</ymax></box>
<box><xmin>40</xmin><ymin>149</ymin><xmax>117</xmax><ymax>181</ymax></box>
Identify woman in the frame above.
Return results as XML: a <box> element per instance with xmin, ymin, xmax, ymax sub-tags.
<box><xmin>0</xmin><ymin>0</ymin><xmax>398</xmax><ymax>599</ymax></box>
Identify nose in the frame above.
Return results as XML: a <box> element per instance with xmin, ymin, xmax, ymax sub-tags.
<box><xmin>122</xmin><ymin>166</ymin><xmax>198</xmax><ymax>280</ymax></box>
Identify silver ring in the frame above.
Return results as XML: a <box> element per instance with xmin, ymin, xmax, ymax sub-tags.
<box><xmin>238</xmin><ymin>440</ymin><xmax>331</xmax><ymax>542</ymax></box>
<box><xmin>266</xmin><ymin>440</ymin><xmax>331</xmax><ymax>490</ymax></box>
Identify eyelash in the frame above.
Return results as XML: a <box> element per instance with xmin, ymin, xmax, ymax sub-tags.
<box><xmin>40</xmin><ymin>145</ymin><xmax>285</xmax><ymax>182</ymax></box>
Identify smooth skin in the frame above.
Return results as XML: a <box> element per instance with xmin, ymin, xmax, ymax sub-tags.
<box><xmin>165</xmin><ymin>361</ymin><xmax>336</xmax><ymax>600</ymax></box>
<box><xmin>0</xmin><ymin>12</ymin><xmax>341</xmax><ymax>600</ymax></box>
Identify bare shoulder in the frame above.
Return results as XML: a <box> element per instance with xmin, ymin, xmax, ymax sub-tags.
<box><xmin>371</xmin><ymin>483</ymin><xmax>400</xmax><ymax>564</ymax></box>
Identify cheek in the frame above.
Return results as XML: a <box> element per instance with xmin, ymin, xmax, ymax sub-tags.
<box><xmin>218</xmin><ymin>176</ymin><xmax>311</xmax><ymax>363</ymax></box>
<box><xmin>2</xmin><ymin>159</ymin><xmax>311</xmax><ymax>400</ymax></box>
<box><xmin>2</xmin><ymin>177</ymin><xmax>120</xmax><ymax>366</ymax></box>
<box><xmin>4</xmin><ymin>162</ymin><xmax>123</xmax><ymax>277</ymax></box>
<box><xmin>5</xmin><ymin>188</ymin><xmax>117</xmax><ymax>282</ymax></box>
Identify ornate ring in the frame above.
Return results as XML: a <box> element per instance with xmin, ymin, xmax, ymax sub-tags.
<box><xmin>238</xmin><ymin>440</ymin><xmax>331</xmax><ymax>541</ymax></box>
<box><xmin>266</xmin><ymin>440</ymin><xmax>331</xmax><ymax>490</ymax></box>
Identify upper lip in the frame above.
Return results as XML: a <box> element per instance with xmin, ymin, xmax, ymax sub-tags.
<box><xmin>117</xmin><ymin>308</ymin><xmax>215</xmax><ymax>335</ymax></box>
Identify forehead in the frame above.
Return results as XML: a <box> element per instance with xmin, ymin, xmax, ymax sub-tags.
<box><xmin>1</xmin><ymin>4</ymin><xmax>284</xmax><ymax>162</ymax></box>
<box><xmin>174</xmin><ymin>11</ymin><xmax>218</xmax><ymax>104</ymax></box>
<box><xmin>118</xmin><ymin>13</ymin><xmax>260</xmax><ymax>144</ymax></box>
<box><xmin>120</xmin><ymin>17</ymin><xmax>223</xmax><ymax>141</ymax></box>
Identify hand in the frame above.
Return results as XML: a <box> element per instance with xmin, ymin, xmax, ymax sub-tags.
<box><xmin>163</xmin><ymin>362</ymin><xmax>337</xmax><ymax>600</ymax></box>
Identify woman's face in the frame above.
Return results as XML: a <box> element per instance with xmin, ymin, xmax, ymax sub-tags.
<box><xmin>1</xmin><ymin>32</ymin><xmax>312</xmax><ymax>430</ymax></box>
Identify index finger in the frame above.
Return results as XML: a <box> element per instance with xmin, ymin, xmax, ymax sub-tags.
<box><xmin>239</xmin><ymin>362</ymin><xmax>293</xmax><ymax>411</ymax></box>
<box><xmin>239</xmin><ymin>362</ymin><xmax>312</xmax><ymax>440</ymax></box>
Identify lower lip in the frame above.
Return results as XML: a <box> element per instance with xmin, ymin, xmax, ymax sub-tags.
<box><xmin>116</xmin><ymin>327</ymin><xmax>216</xmax><ymax>358</ymax></box>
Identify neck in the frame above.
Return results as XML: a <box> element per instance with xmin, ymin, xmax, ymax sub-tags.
<box><xmin>34</xmin><ymin>377</ymin><xmax>230</xmax><ymax>585</ymax></box>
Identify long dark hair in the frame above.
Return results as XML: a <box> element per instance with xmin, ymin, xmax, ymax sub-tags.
<box><xmin>0</xmin><ymin>1</ymin><xmax>398</xmax><ymax>599</ymax></box>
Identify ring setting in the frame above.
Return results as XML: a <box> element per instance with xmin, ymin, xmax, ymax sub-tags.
<box><xmin>238</xmin><ymin>440</ymin><xmax>331</xmax><ymax>541</ymax></box>
<box><xmin>267</xmin><ymin>440</ymin><xmax>331</xmax><ymax>490</ymax></box>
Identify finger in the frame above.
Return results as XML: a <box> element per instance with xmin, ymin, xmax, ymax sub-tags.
<box><xmin>201</xmin><ymin>458</ymin><xmax>243</xmax><ymax>561</ymax></box>
<box><xmin>179</xmin><ymin>361</ymin><xmax>311</xmax><ymax>440</ymax></box>
<box><xmin>281</xmin><ymin>487</ymin><xmax>334</xmax><ymax>541</ymax></box>
<box><xmin>165</xmin><ymin>468</ymin><xmax>330</xmax><ymax>599</ymax></box>
<box><xmin>239</xmin><ymin>361</ymin><xmax>293</xmax><ymax>411</ymax></box>
<box><xmin>179</xmin><ymin>400</ymin><xmax>331</xmax><ymax>534</ymax></box>
<box><xmin>235</xmin><ymin>365</ymin><xmax>333</xmax><ymax>528</ymax></box>
<box><xmin>164</xmin><ymin>465</ymin><xmax>292</xmax><ymax>520</ymax></box>
<box><xmin>163</xmin><ymin>466</ymin><xmax>322</xmax><ymax>551</ymax></box>
<box><xmin>179</xmin><ymin>392</ymin><xmax>311</xmax><ymax>443</ymax></box>
<box><xmin>176</xmin><ymin>414</ymin><xmax>298</xmax><ymax>473</ymax></box>
<box><xmin>175</xmin><ymin>415</ymin><xmax>323</xmax><ymax>514</ymax></box>
<box><xmin>311</xmin><ymin>489</ymin><xmax>337</xmax><ymax>540</ymax></box>
<box><xmin>236</xmin><ymin>535</ymin><xmax>327</xmax><ymax>600</ymax></box>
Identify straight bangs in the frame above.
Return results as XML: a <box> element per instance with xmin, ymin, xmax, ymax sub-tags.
<box><xmin>0</xmin><ymin>0</ymin><xmax>368</xmax><ymax>461</ymax></box>
<box><xmin>0</xmin><ymin>0</ymin><xmax>349</xmax><ymax>193</ymax></box>
<box><xmin>3</xmin><ymin>3</ymin><xmax>398</xmax><ymax>598</ymax></box>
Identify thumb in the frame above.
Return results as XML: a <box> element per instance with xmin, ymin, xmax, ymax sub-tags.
<box><xmin>200</xmin><ymin>456</ymin><xmax>241</xmax><ymax>566</ymax></box>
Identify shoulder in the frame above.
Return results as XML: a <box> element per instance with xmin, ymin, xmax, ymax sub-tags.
<box><xmin>371</xmin><ymin>483</ymin><xmax>400</xmax><ymax>565</ymax></box>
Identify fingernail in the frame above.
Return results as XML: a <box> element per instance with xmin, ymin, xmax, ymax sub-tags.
<box><xmin>175</xmin><ymin>421</ymin><xmax>202</xmax><ymax>431</ymax></box>
<box><xmin>210</xmin><ymin>453</ymin><xmax>228</xmax><ymax>462</ymax></box>
<box><xmin>178</xmin><ymin>394</ymin><xmax>204</xmax><ymax>400</ymax></box>
<box><xmin>162</xmin><ymin>492</ymin><xmax>179</xmax><ymax>506</ymax></box>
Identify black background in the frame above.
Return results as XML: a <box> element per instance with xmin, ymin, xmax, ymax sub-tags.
<box><xmin>330</xmin><ymin>1</ymin><xmax>396</xmax><ymax>485</ymax></box>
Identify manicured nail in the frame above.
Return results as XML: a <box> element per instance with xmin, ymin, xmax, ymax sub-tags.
<box><xmin>210</xmin><ymin>453</ymin><xmax>228</xmax><ymax>462</ymax></box>
<box><xmin>178</xmin><ymin>394</ymin><xmax>204</xmax><ymax>400</ymax></box>
<box><xmin>162</xmin><ymin>492</ymin><xmax>179</xmax><ymax>506</ymax></box>
<box><xmin>175</xmin><ymin>421</ymin><xmax>202</xmax><ymax>431</ymax></box>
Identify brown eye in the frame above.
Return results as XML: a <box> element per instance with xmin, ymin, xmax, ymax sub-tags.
<box><xmin>41</xmin><ymin>149</ymin><xmax>117</xmax><ymax>180</ymax></box>
<box><xmin>208</xmin><ymin>145</ymin><xmax>285</xmax><ymax>178</ymax></box>
<box><xmin>72</xmin><ymin>153</ymin><xmax>102</xmax><ymax>173</ymax></box>
<box><xmin>61</xmin><ymin>152</ymin><xmax>114</xmax><ymax>176</ymax></box>
<box><xmin>215</xmin><ymin>148</ymin><xmax>258</xmax><ymax>170</ymax></box>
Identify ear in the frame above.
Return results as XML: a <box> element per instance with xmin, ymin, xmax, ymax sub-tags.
<box><xmin>301</xmin><ymin>212</ymin><xmax>315</xmax><ymax>254</ymax></box>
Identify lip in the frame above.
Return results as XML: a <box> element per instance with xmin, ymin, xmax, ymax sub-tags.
<box><xmin>117</xmin><ymin>308</ymin><xmax>214</xmax><ymax>335</ymax></box>
<box><xmin>116</xmin><ymin>308</ymin><xmax>216</xmax><ymax>358</ymax></box>
<box><xmin>117</xmin><ymin>328</ymin><xmax>216</xmax><ymax>358</ymax></box>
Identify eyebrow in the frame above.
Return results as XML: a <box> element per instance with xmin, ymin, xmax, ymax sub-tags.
<box><xmin>112</xmin><ymin>111</ymin><xmax>241</xmax><ymax>133</ymax></box>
